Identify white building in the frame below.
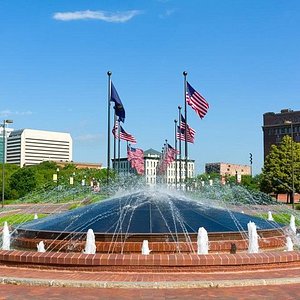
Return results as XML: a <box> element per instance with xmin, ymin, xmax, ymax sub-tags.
<box><xmin>6</xmin><ymin>129</ymin><xmax>72</xmax><ymax>167</ymax></box>
<box><xmin>112</xmin><ymin>148</ymin><xmax>195</xmax><ymax>186</ymax></box>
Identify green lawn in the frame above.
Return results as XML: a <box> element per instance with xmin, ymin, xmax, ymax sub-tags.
<box><xmin>0</xmin><ymin>213</ymin><xmax>48</xmax><ymax>225</ymax></box>
<box><xmin>259</xmin><ymin>213</ymin><xmax>300</xmax><ymax>226</ymax></box>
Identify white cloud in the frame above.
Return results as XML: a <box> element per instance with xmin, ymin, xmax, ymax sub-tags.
<box><xmin>0</xmin><ymin>110</ymin><xmax>33</xmax><ymax>117</ymax></box>
<box><xmin>75</xmin><ymin>133</ymin><xmax>102</xmax><ymax>141</ymax></box>
<box><xmin>53</xmin><ymin>10</ymin><xmax>142</xmax><ymax>23</ymax></box>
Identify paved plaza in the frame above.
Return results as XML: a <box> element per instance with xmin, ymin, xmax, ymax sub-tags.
<box><xmin>0</xmin><ymin>264</ymin><xmax>300</xmax><ymax>299</ymax></box>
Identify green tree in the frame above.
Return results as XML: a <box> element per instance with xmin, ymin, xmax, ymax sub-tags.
<box><xmin>260</xmin><ymin>135</ymin><xmax>300</xmax><ymax>203</ymax></box>
<box><xmin>0</xmin><ymin>163</ymin><xmax>20</xmax><ymax>200</ymax></box>
<box><xmin>9</xmin><ymin>167</ymin><xmax>38</xmax><ymax>198</ymax></box>
<box><xmin>241</xmin><ymin>174</ymin><xmax>261</xmax><ymax>191</ymax></box>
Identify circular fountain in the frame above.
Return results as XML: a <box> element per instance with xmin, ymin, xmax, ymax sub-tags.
<box><xmin>13</xmin><ymin>189</ymin><xmax>287</xmax><ymax>253</ymax></box>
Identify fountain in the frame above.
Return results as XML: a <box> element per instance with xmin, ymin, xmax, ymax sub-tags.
<box><xmin>84</xmin><ymin>229</ymin><xmax>96</xmax><ymax>254</ymax></box>
<box><xmin>290</xmin><ymin>215</ymin><xmax>297</xmax><ymax>234</ymax></box>
<box><xmin>37</xmin><ymin>241</ymin><xmax>46</xmax><ymax>252</ymax></box>
<box><xmin>286</xmin><ymin>236</ymin><xmax>294</xmax><ymax>251</ymax></box>
<box><xmin>0</xmin><ymin>182</ymin><xmax>298</xmax><ymax>273</ymax></box>
<box><xmin>34</xmin><ymin>213</ymin><xmax>38</xmax><ymax>220</ymax></box>
<box><xmin>2</xmin><ymin>222</ymin><xmax>10</xmax><ymax>251</ymax></box>
<box><xmin>268</xmin><ymin>211</ymin><xmax>274</xmax><ymax>221</ymax></box>
<box><xmin>13</xmin><ymin>188</ymin><xmax>286</xmax><ymax>253</ymax></box>
<box><xmin>247</xmin><ymin>221</ymin><xmax>259</xmax><ymax>253</ymax></box>
<box><xmin>141</xmin><ymin>240</ymin><xmax>151</xmax><ymax>255</ymax></box>
<box><xmin>197</xmin><ymin>227</ymin><xmax>209</xmax><ymax>254</ymax></box>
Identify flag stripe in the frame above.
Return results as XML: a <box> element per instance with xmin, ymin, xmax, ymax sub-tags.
<box><xmin>112</xmin><ymin>122</ymin><xmax>137</xmax><ymax>143</ymax></box>
<box><xmin>186</xmin><ymin>82</ymin><xmax>209</xmax><ymax>119</ymax></box>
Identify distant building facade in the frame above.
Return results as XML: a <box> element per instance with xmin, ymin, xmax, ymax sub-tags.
<box><xmin>205</xmin><ymin>162</ymin><xmax>251</xmax><ymax>177</ymax></box>
<box><xmin>7</xmin><ymin>129</ymin><xmax>72</xmax><ymax>167</ymax></box>
<box><xmin>263</xmin><ymin>109</ymin><xmax>300</xmax><ymax>159</ymax></box>
<box><xmin>0</xmin><ymin>127</ymin><xmax>13</xmax><ymax>163</ymax></box>
<box><xmin>112</xmin><ymin>148</ymin><xmax>195</xmax><ymax>186</ymax></box>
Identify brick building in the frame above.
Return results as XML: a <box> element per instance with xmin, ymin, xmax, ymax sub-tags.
<box><xmin>205</xmin><ymin>162</ymin><xmax>251</xmax><ymax>177</ymax></box>
<box><xmin>262</xmin><ymin>109</ymin><xmax>300</xmax><ymax>160</ymax></box>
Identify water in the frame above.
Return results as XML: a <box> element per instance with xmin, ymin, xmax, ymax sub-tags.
<box><xmin>268</xmin><ymin>211</ymin><xmax>274</xmax><ymax>221</ymax></box>
<box><xmin>197</xmin><ymin>227</ymin><xmax>209</xmax><ymax>254</ymax></box>
<box><xmin>290</xmin><ymin>215</ymin><xmax>297</xmax><ymax>234</ymax></box>
<box><xmin>247</xmin><ymin>221</ymin><xmax>259</xmax><ymax>253</ymax></box>
<box><xmin>37</xmin><ymin>241</ymin><xmax>46</xmax><ymax>252</ymax></box>
<box><xmin>5</xmin><ymin>177</ymin><xmax>300</xmax><ymax>254</ymax></box>
<box><xmin>2</xmin><ymin>222</ymin><xmax>10</xmax><ymax>251</ymax></box>
<box><xmin>141</xmin><ymin>240</ymin><xmax>151</xmax><ymax>255</ymax></box>
<box><xmin>286</xmin><ymin>236</ymin><xmax>293</xmax><ymax>251</ymax></box>
<box><xmin>34</xmin><ymin>213</ymin><xmax>38</xmax><ymax>220</ymax></box>
<box><xmin>84</xmin><ymin>229</ymin><xmax>96</xmax><ymax>254</ymax></box>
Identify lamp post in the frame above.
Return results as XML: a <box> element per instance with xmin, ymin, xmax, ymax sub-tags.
<box><xmin>2</xmin><ymin>119</ymin><xmax>13</xmax><ymax>209</ymax></box>
<box><xmin>284</xmin><ymin>120</ymin><xmax>295</xmax><ymax>209</ymax></box>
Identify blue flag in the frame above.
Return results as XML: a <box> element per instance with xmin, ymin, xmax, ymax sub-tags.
<box><xmin>111</xmin><ymin>82</ymin><xmax>125</xmax><ymax>123</ymax></box>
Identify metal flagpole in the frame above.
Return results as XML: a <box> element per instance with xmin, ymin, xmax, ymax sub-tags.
<box><xmin>174</xmin><ymin>119</ymin><xmax>178</xmax><ymax>189</ymax></box>
<box><xmin>113</xmin><ymin>114</ymin><xmax>117</xmax><ymax>171</ymax></box>
<box><xmin>127</xmin><ymin>141</ymin><xmax>129</xmax><ymax>175</ymax></box>
<box><xmin>165</xmin><ymin>139</ymin><xmax>168</xmax><ymax>185</ymax></box>
<box><xmin>118</xmin><ymin>120</ymin><xmax>121</xmax><ymax>174</ymax></box>
<box><xmin>106</xmin><ymin>71</ymin><xmax>112</xmax><ymax>185</ymax></box>
<box><xmin>183</xmin><ymin>71</ymin><xmax>188</xmax><ymax>189</ymax></box>
<box><xmin>178</xmin><ymin>105</ymin><xmax>182</xmax><ymax>189</ymax></box>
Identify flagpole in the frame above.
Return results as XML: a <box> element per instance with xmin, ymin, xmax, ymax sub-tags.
<box><xmin>127</xmin><ymin>142</ymin><xmax>129</xmax><ymax>175</ymax></box>
<box><xmin>165</xmin><ymin>139</ymin><xmax>168</xmax><ymax>185</ymax></box>
<box><xmin>178</xmin><ymin>105</ymin><xmax>182</xmax><ymax>189</ymax></box>
<box><xmin>183</xmin><ymin>71</ymin><xmax>188</xmax><ymax>189</ymax></box>
<box><xmin>106</xmin><ymin>71</ymin><xmax>112</xmax><ymax>185</ymax></box>
<box><xmin>118</xmin><ymin>120</ymin><xmax>121</xmax><ymax>174</ymax></box>
<box><xmin>174</xmin><ymin>119</ymin><xmax>178</xmax><ymax>189</ymax></box>
<box><xmin>113</xmin><ymin>114</ymin><xmax>117</xmax><ymax>172</ymax></box>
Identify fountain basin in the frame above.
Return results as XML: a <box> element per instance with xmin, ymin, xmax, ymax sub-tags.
<box><xmin>12</xmin><ymin>190</ymin><xmax>287</xmax><ymax>253</ymax></box>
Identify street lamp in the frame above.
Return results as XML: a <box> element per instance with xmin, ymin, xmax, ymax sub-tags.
<box><xmin>284</xmin><ymin>120</ymin><xmax>295</xmax><ymax>209</ymax></box>
<box><xmin>2</xmin><ymin>119</ymin><xmax>13</xmax><ymax>209</ymax></box>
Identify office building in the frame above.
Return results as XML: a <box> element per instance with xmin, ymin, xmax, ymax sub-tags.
<box><xmin>205</xmin><ymin>162</ymin><xmax>251</xmax><ymax>177</ymax></box>
<box><xmin>7</xmin><ymin>129</ymin><xmax>72</xmax><ymax>167</ymax></box>
<box><xmin>263</xmin><ymin>109</ymin><xmax>300</xmax><ymax>159</ymax></box>
<box><xmin>0</xmin><ymin>127</ymin><xmax>13</xmax><ymax>163</ymax></box>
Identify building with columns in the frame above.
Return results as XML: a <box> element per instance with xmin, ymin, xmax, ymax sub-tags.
<box><xmin>112</xmin><ymin>148</ymin><xmax>195</xmax><ymax>186</ymax></box>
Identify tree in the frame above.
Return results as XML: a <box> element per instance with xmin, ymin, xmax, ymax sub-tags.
<box><xmin>0</xmin><ymin>163</ymin><xmax>19</xmax><ymax>200</ymax></box>
<box><xmin>9</xmin><ymin>167</ymin><xmax>38</xmax><ymax>198</ymax></box>
<box><xmin>260</xmin><ymin>135</ymin><xmax>300</xmax><ymax>203</ymax></box>
<box><xmin>241</xmin><ymin>174</ymin><xmax>261</xmax><ymax>191</ymax></box>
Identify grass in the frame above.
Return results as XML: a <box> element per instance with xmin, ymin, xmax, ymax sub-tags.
<box><xmin>0</xmin><ymin>213</ymin><xmax>48</xmax><ymax>225</ymax></box>
<box><xmin>259</xmin><ymin>213</ymin><xmax>300</xmax><ymax>226</ymax></box>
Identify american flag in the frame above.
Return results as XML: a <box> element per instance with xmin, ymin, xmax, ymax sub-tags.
<box><xmin>177</xmin><ymin>126</ymin><xmax>194</xmax><ymax>143</ymax></box>
<box><xmin>186</xmin><ymin>81</ymin><xmax>209</xmax><ymax>119</ymax></box>
<box><xmin>112</xmin><ymin>122</ymin><xmax>137</xmax><ymax>144</ymax></box>
<box><xmin>127</xmin><ymin>146</ymin><xmax>144</xmax><ymax>175</ymax></box>
<box><xmin>178</xmin><ymin>114</ymin><xmax>196</xmax><ymax>143</ymax></box>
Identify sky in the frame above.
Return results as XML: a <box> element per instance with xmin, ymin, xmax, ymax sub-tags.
<box><xmin>0</xmin><ymin>0</ymin><xmax>300</xmax><ymax>175</ymax></box>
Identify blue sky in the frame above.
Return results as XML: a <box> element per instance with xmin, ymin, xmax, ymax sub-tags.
<box><xmin>0</xmin><ymin>0</ymin><xmax>300</xmax><ymax>175</ymax></box>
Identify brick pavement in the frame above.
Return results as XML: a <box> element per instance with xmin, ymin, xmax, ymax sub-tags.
<box><xmin>0</xmin><ymin>284</ymin><xmax>300</xmax><ymax>299</ymax></box>
<box><xmin>0</xmin><ymin>263</ymin><xmax>299</xmax><ymax>298</ymax></box>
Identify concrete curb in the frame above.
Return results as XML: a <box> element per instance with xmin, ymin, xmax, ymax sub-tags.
<box><xmin>1</xmin><ymin>276</ymin><xmax>300</xmax><ymax>289</ymax></box>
